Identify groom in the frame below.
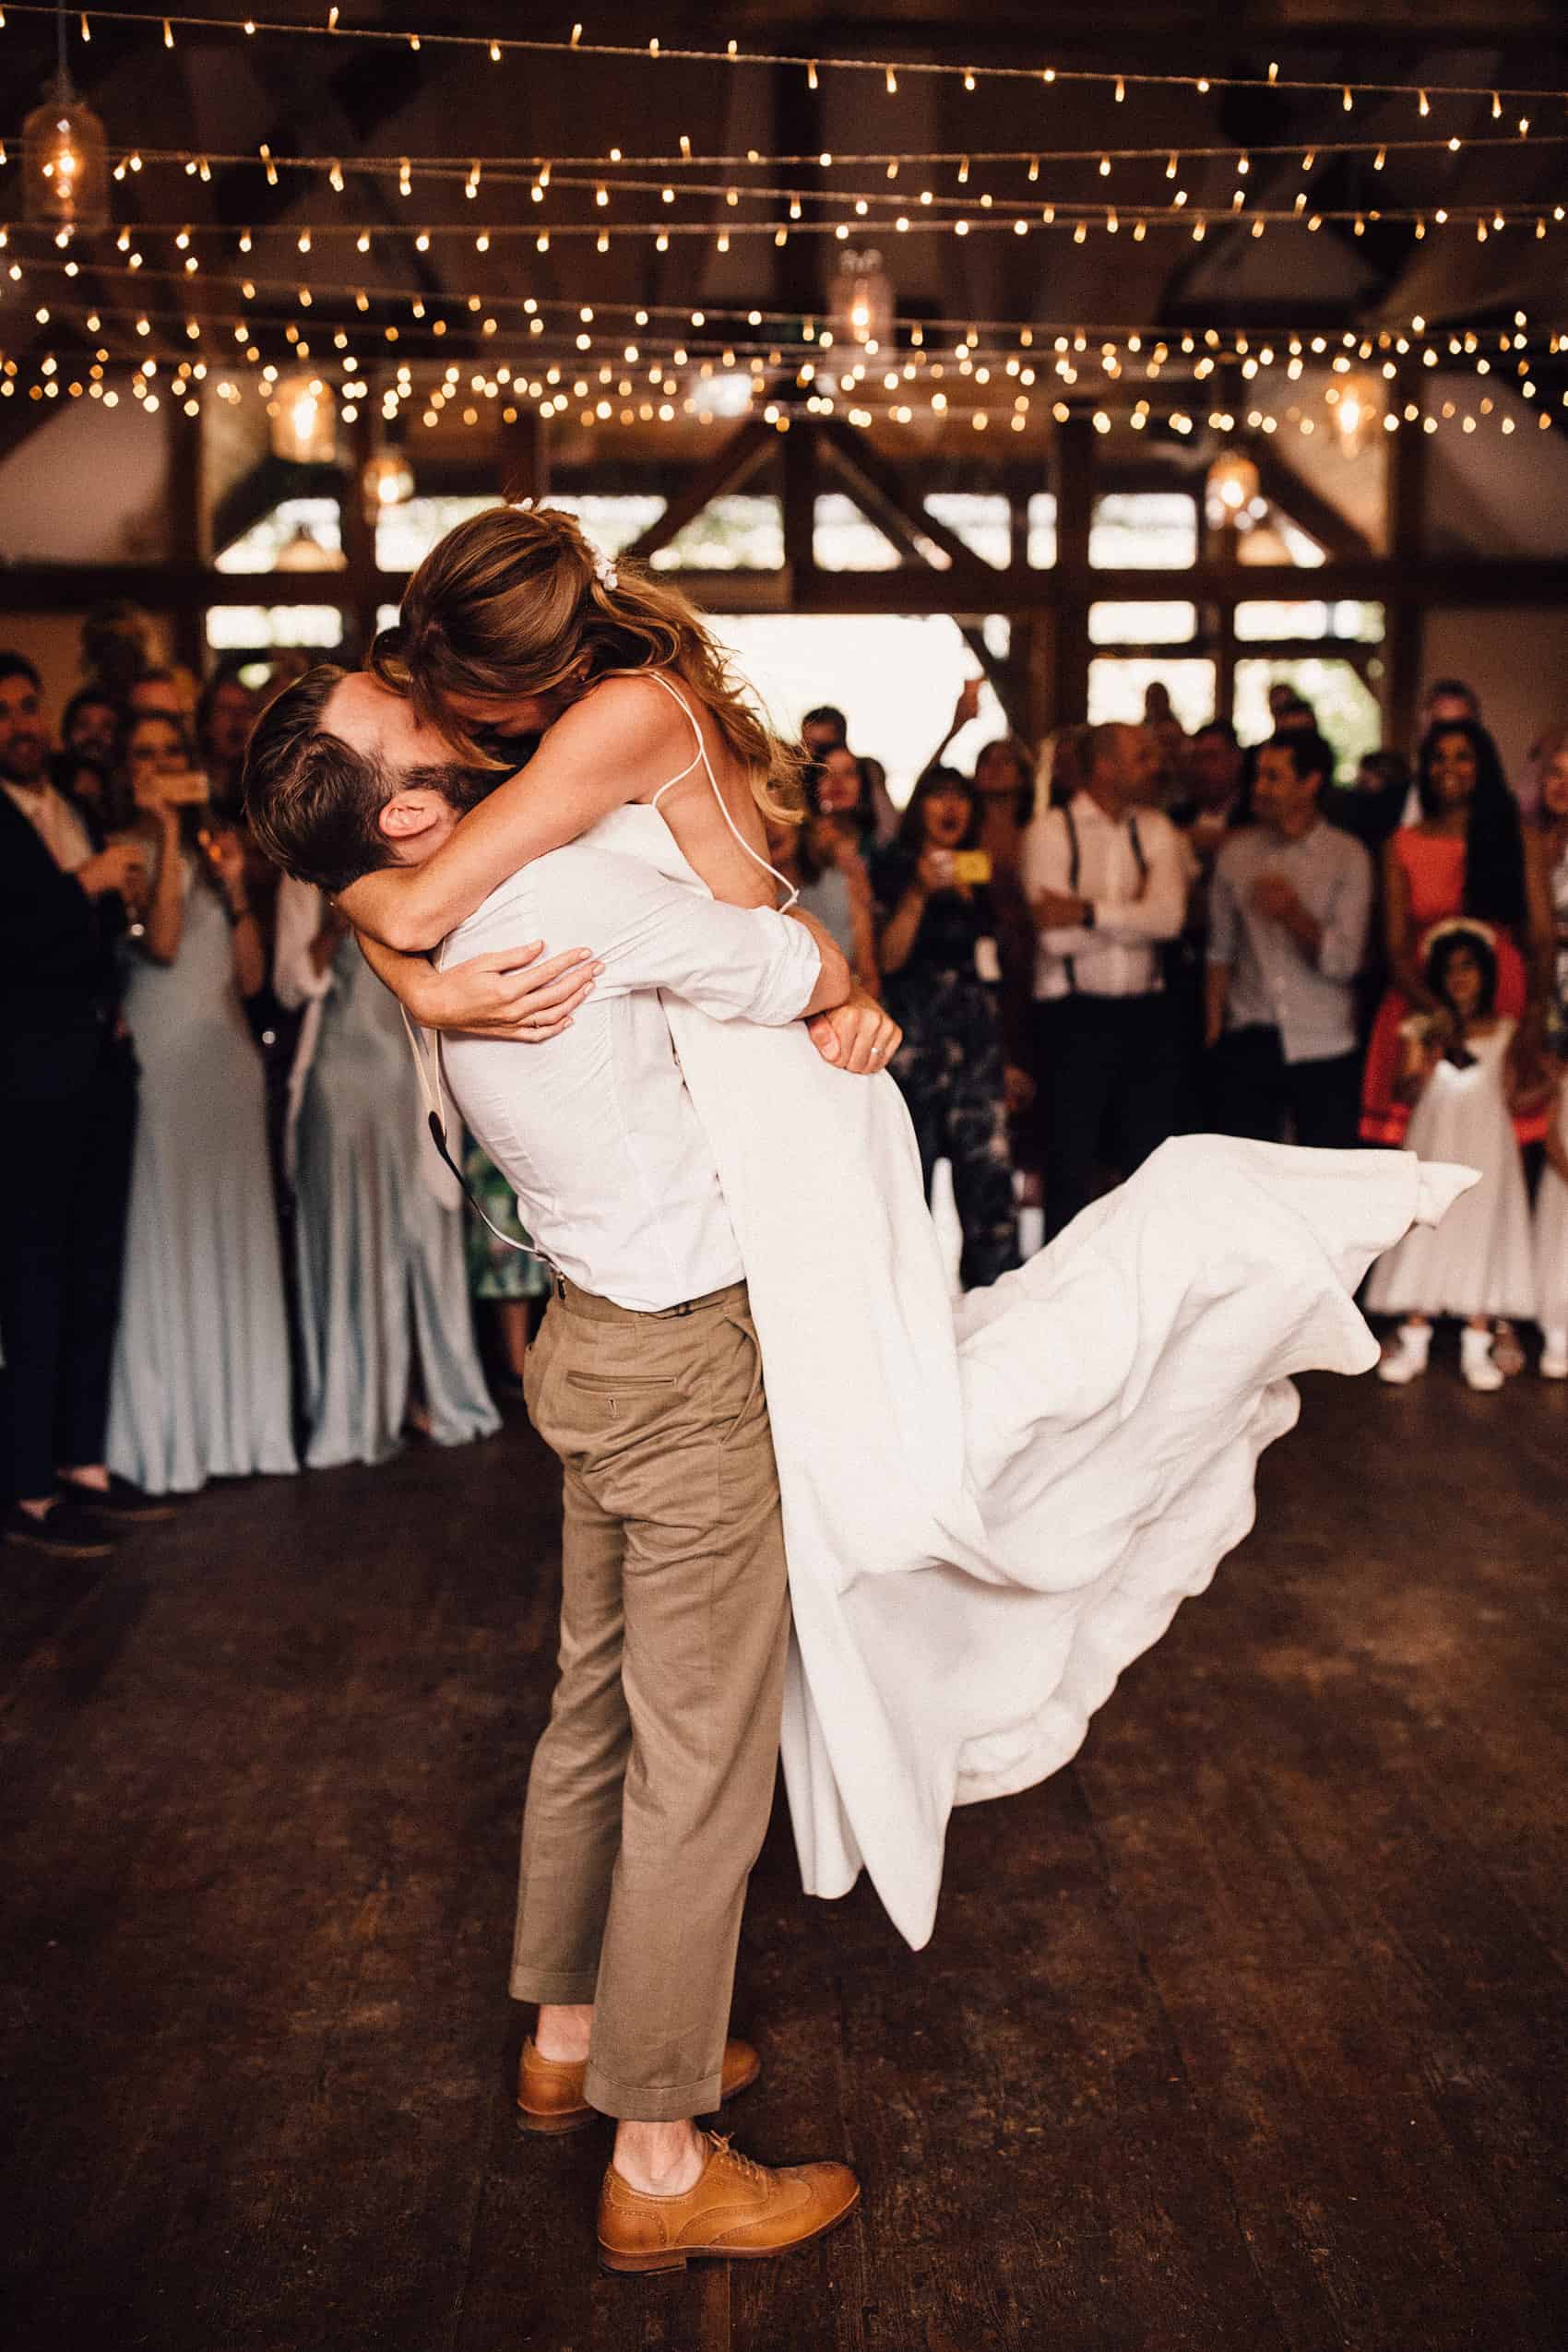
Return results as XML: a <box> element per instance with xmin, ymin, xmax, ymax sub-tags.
<box><xmin>245</xmin><ymin>667</ymin><xmax>894</xmax><ymax>2273</ymax></box>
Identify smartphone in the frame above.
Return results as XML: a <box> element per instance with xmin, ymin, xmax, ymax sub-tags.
<box><xmin>159</xmin><ymin>766</ymin><xmax>211</xmax><ymax>806</ymax></box>
<box><xmin>951</xmin><ymin>849</ymin><xmax>993</xmax><ymax>886</ymax></box>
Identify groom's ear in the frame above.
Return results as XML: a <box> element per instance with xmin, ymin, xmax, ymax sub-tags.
<box><xmin>377</xmin><ymin>788</ymin><xmax>444</xmax><ymax>841</ymax></box>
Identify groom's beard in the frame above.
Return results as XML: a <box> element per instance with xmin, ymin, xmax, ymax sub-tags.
<box><xmin>398</xmin><ymin>758</ymin><xmax>515</xmax><ymax>814</ymax></box>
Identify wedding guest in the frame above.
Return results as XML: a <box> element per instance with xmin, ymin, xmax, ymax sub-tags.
<box><xmin>127</xmin><ymin>667</ymin><xmax>194</xmax><ymax>725</ymax></box>
<box><xmin>855</xmin><ymin>753</ymin><xmax>899</xmax><ymax>848</ymax></box>
<box><xmin>1170</xmin><ymin>721</ymin><xmax>1246</xmax><ymax>860</ymax></box>
<box><xmin>79</xmin><ymin>600</ymin><xmax>155</xmax><ymax>701</ymax></box>
<box><xmin>1368</xmin><ymin>924</ymin><xmax>1538</xmax><ymax>1391</ymax></box>
<box><xmin>970</xmin><ymin>735</ymin><xmax>1037</xmax><ymax>883</ymax></box>
<box><xmin>196</xmin><ymin>665</ymin><xmax>258</xmax><ymax>821</ymax></box>
<box><xmin>875</xmin><ymin>769</ymin><xmax>1022</xmax><ymax>1288</ymax></box>
<box><xmin>800</xmin><ymin>704</ymin><xmax>848</xmax><ymax>760</ymax></box>
<box><xmin>1333</xmin><ymin>749</ymin><xmax>1411</xmax><ymax>857</ymax></box>
<box><xmin>1525</xmin><ymin>727</ymin><xmax>1568</xmax><ymax>1060</ymax></box>
<box><xmin>107</xmin><ymin>711</ymin><xmax>295</xmax><ymax>1494</ymax></box>
<box><xmin>1025</xmin><ymin>722</ymin><xmax>1192</xmax><ymax>1241</ymax></box>
<box><xmin>766</xmin><ymin>813</ymin><xmax>879</xmax><ymax>997</ymax></box>
<box><xmin>0</xmin><ymin>654</ymin><xmax>170</xmax><ymax>1558</ymax></box>
<box><xmin>814</xmin><ymin>744</ymin><xmax>879</xmax><ymax>853</ymax></box>
<box><xmin>1205</xmin><ymin>732</ymin><xmax>1372</xmax><ymax>1150</ymax></box>
<box><xmin>61</xmin><ymin>685</ymin><xmax>123</xmax><ymax>774</ymax></box>
<box><xmin>274</xmin><ymin>877</ymin><xmax>499</xmax><ymax>1467</ymax></box>
<box><xmin>1360</xmin><ymin>719</ymin><xmax>1550</xmax><ymax>1150</ymax></box>
<box><xmin>1422</xmin><ymin>678</ymin><xmax>1480</xmax><ymax>732</ymax></box>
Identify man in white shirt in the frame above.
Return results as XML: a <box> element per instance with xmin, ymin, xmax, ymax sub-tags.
<box><xmin>1022</xmin><ymin>721</ymin><xmax>1191</xmax><ymax>1240</ymax></box>
<box><xmin>244</xmin><ymin>668</ymin><xmax>884</xmax><ymax>2274</ymax></box>
<box><xmin>1205</xmin><ymin>730</ymin><xmax>1372</xmax><ymax>1149</ymax></box>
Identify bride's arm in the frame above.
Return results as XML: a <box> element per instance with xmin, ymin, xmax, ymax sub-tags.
<box><xmin>339</xmin><ymin>681</ymin><xmax>686</xmax><ymax>952</ymax></box>
<box><xmin>357</xmin><ymin>931</ymin><xmax>601</xmax><ymax>1040</ymax></box>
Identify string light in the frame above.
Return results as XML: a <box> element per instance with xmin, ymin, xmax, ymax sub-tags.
<box><xmin>0</xmin><ymin>7</ymin><xmax>1560</xmax><ymax>109</ymax></box>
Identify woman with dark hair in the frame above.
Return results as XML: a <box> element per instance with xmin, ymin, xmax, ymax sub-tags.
<box><xmin>1360</xmin><ymin>719</ymin><xmax>1551</xmax><ymax>1149</ymax></box>
<box><xmin>873</xmin><ymin>768</ymin><xmax>1022</xmax><ymax>1288</ymax></box>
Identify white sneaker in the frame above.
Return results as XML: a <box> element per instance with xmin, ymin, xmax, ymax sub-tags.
<box><xmin>1540</xmin><ymin>1328</ymin><xmax>1568</xmax><ymax>1380</ymax></box>
<box><xmin>1377</xmin><ymin>1323</ymin><xmax>1431</xmax><ymax>1384</ymax></box>
<box><xmin>1460</xmin><ymin>1326</ymin><xmax>1505</xmax><ymax>1392</ymax></box>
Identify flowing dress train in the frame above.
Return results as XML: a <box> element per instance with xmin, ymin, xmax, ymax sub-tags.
<box><xmin>460</xmin><ymin>807</ymin><xmax>1472</xmax><ymax>1951</ymax></box>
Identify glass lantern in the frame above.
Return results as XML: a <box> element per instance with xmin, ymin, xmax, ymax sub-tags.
<box><xmin>830</xmin><ymin>250</ymin><xmax>895</xmax><ymax>351</ymax></box>
<box><xmin>22</xmin><ymin>91</ymin><xmax>111</xmax><ymax>234</ymax></box>
<box><xmin>1205</xmin><ymin>449</ymin><xmax>1261</xmax><ymax>529</ymax></box>
<box><xmin>270</xmin><ymin>373</ymin><xmax>338</xmax><ymax>465</ymax></box>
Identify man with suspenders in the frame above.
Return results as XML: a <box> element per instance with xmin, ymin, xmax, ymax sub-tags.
<box><xmin>1025</xmin><ymin>721</ymin><xmax>1194</xmax><ymax>1241</ymax></box>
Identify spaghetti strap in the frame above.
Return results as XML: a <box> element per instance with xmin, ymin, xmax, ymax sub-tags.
<box><xmin>640</xmin><ymin>671</ymin><xmax>799</xmax><ymax>909</ymax></box>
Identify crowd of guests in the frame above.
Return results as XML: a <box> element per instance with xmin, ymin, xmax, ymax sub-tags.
<box><xmin>782</xmin><ymin>678</ymin><xmax>1568</xmax><ymax>1392</ymax></box>
<box><xmin>5</xmin><ymin>615</ymin><xmax>1568</xmax><ymax>1563</ymax></box>
<box><xmin>0</xmin><ymin>611</ymin><xmax>505</xmax><ymax>1563</ymax></box>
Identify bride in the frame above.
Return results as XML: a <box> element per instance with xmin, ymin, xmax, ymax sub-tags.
<box><xmin>327</xmin><ymin>501</ymin><xmax>1467</xmax><ymax>1951</ymax></box>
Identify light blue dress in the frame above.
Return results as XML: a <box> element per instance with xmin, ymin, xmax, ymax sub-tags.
<box><xmin>289</xmin><ymin>917</ymin><xmax>499</xmax><ymax>1467</ymax></box>
<box><xmin>108</xmin><ymin>860</ymin><xmax>298</xmax><ymax>1493</ymax></box>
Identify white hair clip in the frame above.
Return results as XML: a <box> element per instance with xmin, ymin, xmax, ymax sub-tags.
<box><xmin>593</xmin><ymin>546</ymin><xmax>619</xmax><ymax>591</ymax></box>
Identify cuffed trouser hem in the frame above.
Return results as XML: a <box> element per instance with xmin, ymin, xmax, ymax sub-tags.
<box><xmin>584</xmin><ymin>2062</ymin><xmax>724</xmax><ymax>2123</ymax></box>
<box><xmin>511</xmin><ymin>1966</ymin><xmax>600</xmax><ymax>2003</ymax></box>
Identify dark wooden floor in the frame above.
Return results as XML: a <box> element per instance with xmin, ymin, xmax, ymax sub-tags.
<box><xmin>4</xmin><ymin>1354</ymin><xmax>1565</xmax><ymax>2352</ymax></box>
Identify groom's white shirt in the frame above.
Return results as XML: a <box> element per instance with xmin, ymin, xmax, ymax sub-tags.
<box><xmin>435</xmin><ymin>839</ymin><xmax>821</xmax><ymax>1312</ymax></box>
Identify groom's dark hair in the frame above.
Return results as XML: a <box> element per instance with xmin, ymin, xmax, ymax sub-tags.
<box><xmin>244</xmin><ymin>664</ymin><xmax>391</xmax><ymax>892</ymax></box>
<box><xmin>244</xmin><ymin>662</ymin><xmax>495</xmax><ymax>893</ymax></box>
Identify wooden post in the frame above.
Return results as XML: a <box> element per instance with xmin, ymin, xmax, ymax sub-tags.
<box><xmin>1051</xmin><ymin>414</ymin><xmax>1094</xmax><ymax>726</ymax></box>
<box><xmin>780</xmin><ymin>419</ymin><xmax>817</xmax><ymax>600</ymax></box>
<box><xmin>1385</xmin><ymin>383</ymin><xmax>1426</xmax><ymax>754</ymax></box>
<box><xmin>506</xmin><ymin>407</ymin><xmax>550</xmax><ymax>502</ymax></box>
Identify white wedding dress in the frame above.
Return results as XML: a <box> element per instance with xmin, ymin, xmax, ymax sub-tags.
<box><xmin>567</xmin><ymin>803</ymin><xmax>1473</xmax><ymax>1951</ymax></box>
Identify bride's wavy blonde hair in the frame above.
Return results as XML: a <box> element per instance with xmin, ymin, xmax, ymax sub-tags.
<box><xmin>372</xmin><ymin>500</ymin><xmax>802</xmax><ymax>822</ymax></box>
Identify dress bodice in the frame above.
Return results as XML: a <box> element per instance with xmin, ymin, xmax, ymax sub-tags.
<box><xmin>1392</xmin><ymin>827</ymin><xmax>1466</xmax><ymax>931</ymax></box>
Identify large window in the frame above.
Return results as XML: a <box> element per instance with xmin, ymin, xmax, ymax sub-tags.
<box><xmin>1090</xmin><ymin>493</ymin><xmax>1198</xmax><ymax>570</ymax></box>
<box><xmin>713</xmin><ymin>612</ymin><xmax>1012</xmax><ymax>803</ymax></box>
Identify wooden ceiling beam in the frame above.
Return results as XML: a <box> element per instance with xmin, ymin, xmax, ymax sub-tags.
<box><xmin>616</xmin><ymin>417</ymin><xmax>778</xmax><ymax>563</ymax></box>
<box><xmin>6</xmin><ymin>552</ymin><xmax>1564</xmax><ymax>617</ymax></box>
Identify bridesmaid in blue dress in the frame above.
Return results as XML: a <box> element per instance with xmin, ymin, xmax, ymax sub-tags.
<box><xmin>275</xmin><ymin>876</ymin><xmax>499</xmax><ymax>1467</ymax></box>
<box><xmin>107</xmin><ymin>712</ymin><xmax>297</xmax><ymax>1493</ymax></box>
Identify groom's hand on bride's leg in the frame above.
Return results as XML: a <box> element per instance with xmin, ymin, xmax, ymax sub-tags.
<box><xmin>807</xmin><ymin>989</ymin><xmax>903</xmax><ymax>1075</ymax></box>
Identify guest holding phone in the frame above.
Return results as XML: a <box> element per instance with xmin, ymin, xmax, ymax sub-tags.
<box><xmin>107</xmin><ymin>712</ymin><xmax>295</xmax><ymax>1494</ymax></box>
<box><xmin>873</xmin><ymin>768</ymin><xmax>1025</xmax><ymax>1289</ymax></box>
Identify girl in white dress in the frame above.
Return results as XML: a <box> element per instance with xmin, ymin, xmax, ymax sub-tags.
<box><xmin>254</xmin><ymin>504</ymin><xmax>1470</xmax><ymax>1951</ymax></box>
<box><xmin>1368</xmin><ymin>921</ymin><xmax>1538</xmax><ymax>1390</ymax></box>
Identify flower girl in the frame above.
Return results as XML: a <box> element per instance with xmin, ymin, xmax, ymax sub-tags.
<box><xmin>1369</xmin><ymin>921</ymin><xmax>1538</xmax><ymax>1390</ymax></box>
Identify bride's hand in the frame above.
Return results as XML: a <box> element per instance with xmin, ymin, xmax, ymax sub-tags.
<box><xmin>400</xmin><ymin>943</ymin><xmax>601</xmax><ymax>1039</ymax></box>
<box><xmin>807</xmin><ymin>988</ymin><xmax>902</xmax><ymax>1075</ymax></box>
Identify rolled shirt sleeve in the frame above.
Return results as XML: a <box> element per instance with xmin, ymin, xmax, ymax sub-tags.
<box><xmin>583</xmin><ymin>849</ymin><xmax>822</xmax><ymax>1026</ymax></box>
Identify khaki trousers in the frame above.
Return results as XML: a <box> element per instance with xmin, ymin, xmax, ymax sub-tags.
<box><xmin>512</xmin><ymin>1276</ymin><xmax>790</xmax><ymax>2121</ymax></box>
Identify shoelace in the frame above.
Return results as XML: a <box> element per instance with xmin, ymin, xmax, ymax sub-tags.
<box><xmin>707</xmin><ymin>2131</ymin><xmax>766</xmax><ymax>2186</ymax></box>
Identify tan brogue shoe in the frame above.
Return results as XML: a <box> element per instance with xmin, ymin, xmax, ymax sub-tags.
<box><xmin>516</xmin><ymin>2037</ymin><xmax>761</xmax><ymax>2136</ymax></box>
<box><xmin>597</xmin><ymin>2131</ymin><xmax>860</xmax><ymax>2274</ymax></box>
